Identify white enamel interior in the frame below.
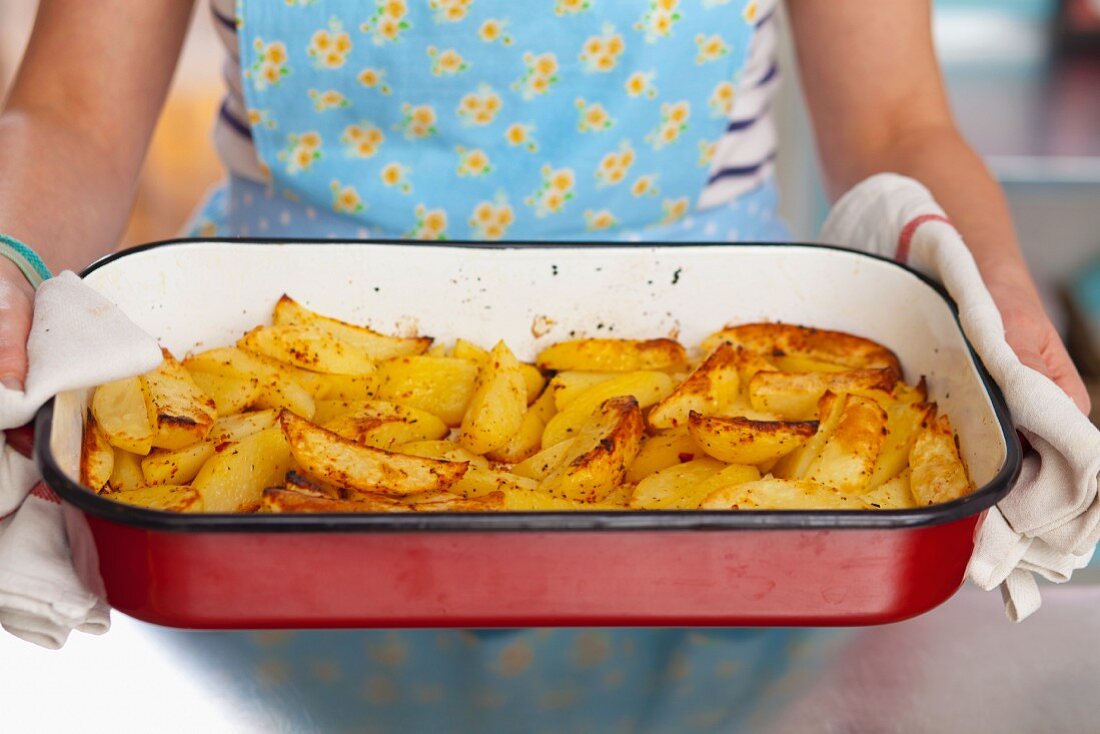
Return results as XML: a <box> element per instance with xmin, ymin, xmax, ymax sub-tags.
<box><xmin>51</xmin><ymin>242</ymin><xmax>1008</xmax><ymax>492</ymax></box>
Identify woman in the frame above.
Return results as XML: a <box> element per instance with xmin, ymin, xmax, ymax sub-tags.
<box><xmin>0</xmin><ymin>1</ymin><xmax>1090</xmax><ymax>731</ymax></box>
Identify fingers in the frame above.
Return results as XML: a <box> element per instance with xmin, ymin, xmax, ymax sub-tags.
<box><xmin>0</xmin><ymin>269</ymin><xmax>34</xmax><ymax>391</ymax></box>
<box><xmin>1040</xmin><ymin>333</ymin><xmax>1092</xmax><ymax>416</ymax></box>
<box><xmin>1004</xmin><ymin>311</ymin><xmax>1092</xmax><ymax>416</ymax></box>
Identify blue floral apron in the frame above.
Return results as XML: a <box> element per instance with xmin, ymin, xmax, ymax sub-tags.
<box><xmin>171</xmin><ymin>2</ymin><xmax>849</xmax><ymax>732</ymax></box>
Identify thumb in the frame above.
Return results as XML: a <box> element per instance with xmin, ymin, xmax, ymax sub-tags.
<box><xmin>0</xmin><ymin>268</ymin><xmax>34</xmax><ymax>391</ymax></box>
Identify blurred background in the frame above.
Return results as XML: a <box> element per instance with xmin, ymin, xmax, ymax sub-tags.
<box><xmin>1</xmin><ymin>1</ymin><xmax>1099</xmax><ymax>732</ymax></box>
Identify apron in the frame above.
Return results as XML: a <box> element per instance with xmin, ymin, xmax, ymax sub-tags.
<box><xmin>169</xmin><ymin>3</ymin><xmax>850</xmax><ymax>733</ymax></box>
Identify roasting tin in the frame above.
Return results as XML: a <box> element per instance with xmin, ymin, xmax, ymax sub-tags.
<box><xmin>36</xmin><ymin>240</ymin><xmax>1022</xmax><ymax>628</ymax></box>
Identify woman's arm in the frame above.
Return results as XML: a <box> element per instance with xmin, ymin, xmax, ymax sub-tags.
<box><xmin>786</xmin><ymin>0</ymin><xmax>1090</xmax><ymax>414</ymax></box>
<box><xmin>0</xmin><ymin>0</ymin><xmax>193</xmax><ymax>387</ymax></box>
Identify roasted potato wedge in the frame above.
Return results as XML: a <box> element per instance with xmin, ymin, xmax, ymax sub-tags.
<box><xmin>633</xmin><ymin>461</ymin><xmax>758</xmax><ymax>510</ymax></box>
<box><xmin>549</xmin><ymin>371</ymin><xmax>619</xmax><ymax>410</ymax></box>
<box><xmin>184</xmin><ymin>347</ymin><xmax>315</xmax><ymax>419</ymax></box>
<box><xmin>91</xmin><ymin>375</ymin><xmax>156</xmax><ymax>455</ymax></box>
<box><xmin>536</xmin><ymin>338</ymin><xmax>688</xmax><ymax>372</ymax></box>
<box><xmin>771</xmin><ymin>391</ymin><xmax>847</xmax><ymax>480</ymax></box>
<box><xmin>111</xmin><ymin>484</ymin><xmax>203</xmax><ymax>513</ymax></box>
<box><xmin>486</xmin><ymin>387</ymin><xmax>557</xmax><ymax>463</ymax></box>
<box><xmin>748</xmin><ymin>368</ymin><xmax>897</xmax><ymax>421</ymax></box>
<box><xmin>626</xmin><ymin>428</ymin><xmax>703</xmax><ymax>483</ymax></box>
<box><xmin>541</xmin><ymin>396</ymin><xmax>644</xmax><ymax>502</ymax></box>
<box><xmin>542</xmin><ymin>370</ymin><xmax>673</xmax><ymax>448</ymax></box>
<box><xmin>496</xmin><ymin>487</ymin><xmax>625</xmax><ymax>511</ymax></box>
<box><xmin>207</xmin><ymin>409</ymin><xmax>279</xmax><ymax>444</ymax></box>
<box><xmin>188</xmin><ymin>371</ymin><xmax>262</xmax><ymax>416</ymax></box>
<box><xmin>804</xmin><ymin>394</ymin><xmax>888</xmax><ymax>494</ymax></box>
<box><xmin>323</xmin><ymin>401</ymin><xmax>449</xmax><ymax>449</ymax></box>
<box><xmin>80</xmin><ymin>415</ymin><xmax>115</xmax><ymax>492</ymax></box>
<box><xmin>451</xmin><ymin>466</ymin><xmax>540</xmax><ymax>499</ymax></box>
<box><xmin>273</xmin><ymin>294</ymin><xmax>432</xmax><ymax>359</ymax></box>
<box><xmin>909</xmin><ymin>414</ymin><xmax>971</xmax><ymax>506</ymax></box>
<box><xmin>688</xmin><ymin>413</ymin><xmax>817</xmax><ymax>466</ymax></box>
<box><xmin>375</xmin><ymin>355</ymin><xmax>479</xmax><ymax>426</ymax></box>
<box><xmin>108</xmin><ymin>447</ymin><xmax>147</xmax><ymax>493</ymax></box>
<box><xmin>280</xmin><ymin>410</ymin><xmax>468</xmax><ymax>496</ymax></box>
<box><xmin>861</xmin><ymin>469</ymin><xmax>918</xmax><ymax>509</ymax></box>
<box><xmin>647</xmin><ymin>342</ymin><xmax>741</xmax><ymax>429</ymax></box>
<box><xmin>510</xmin><ymin>439</ymin><xmax>575</xmax><ymax>480</ymax></box>
<box><xmin>629</xmin><ymin>458</ymin><xmax>725</xmax><ymax>509</ymax></box>
<box><xmin>141</xmin><ymin>349</ymin><xmax>218</xmax><ymax>451</ymax></box>
<box><xmin>193</xmin><ymin>426</ymin><xmax>294</xmax><ymax>512</ymax></box>
<box><xmin>262</xmin><ymin>486</ymin><xmax>500</xmax><ymax>513</ymax></box>
<box><xmin>141</xmin><ymin>441</ymin><xmax>216</xmax><ymax>486</ymax></box>
<box><xmin>451</xmin><ymin>338</ymin><xmax>545</xmax><ymax>405</ymax></box>
<box><xmin>702</xmin><ymin>323</ymin><xmax>900</xmax><ymax>373</ymax></box>
<box><xmin>397</xmin><ymin>440</ymin><xmax>490</xmax><ymax>470</ymax></box>
<box><xmin>867</xmin><ymin>402</ymin><xmax>935</xmax><ymax>490</ymax></box>
<box><xmin>459</xmin><ymin>341</ymin><xmax>528</xmax><ymax>455</ymax></box>
<box><xmin>702</xmin><ymin>477</ymin><xmax>866</xmax><ymax>510</ymax></box>
<box><xmin>238</xmin><ymin>324</ymin><xmax>378</xmax><ymax>376</ymax></box>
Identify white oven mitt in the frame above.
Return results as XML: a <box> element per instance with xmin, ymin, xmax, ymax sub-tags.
<box><xmin>0</xmin><ymin>271</ymin><xmax>162</xmax><ymax>648</ymax></box>
<box><xmin>820</xmin><ymin>173</ymin><xmax>1100</xmax><ymax>621</ymax></box>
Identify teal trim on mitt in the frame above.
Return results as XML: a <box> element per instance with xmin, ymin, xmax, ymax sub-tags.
<box><xmin>0</xmin><ymin>234</ymin><xmax>53</xmax><ymax>288</ymax></box>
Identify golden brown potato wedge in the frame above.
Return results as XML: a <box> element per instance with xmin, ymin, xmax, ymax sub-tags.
<box><xmin>262</xmin><ymin>486</ymin><xmax>500</xmax><ymax>513</ymax></box>
<box><xmin>286</xmin><ymin>469</ymin><xmax>343</xmax><ymax>498</ymax></box>
<box><xmin>634</xmin><ymin>462</ymin><xmax>759</xmax><ymax>510</ymax></box>
<box><xmin>770</xmin><ymin>354</ymin><xmax>850</xmax><ymax>373</ymax></box>
<box><xmin>542</xmin><ymin>371</ymin><xmax>673</xmax><ymax>448</ymax></box>
<box><xmin>111</xmin><ymin>484</ymin><xmax>203</xmax><ymax>513</ymax></box>
<box><xmin>184</xmin><ymin>347</ymin><xmax>315</xmax><ymax>419</ymax></box>
<box><xmin>805</xmin><ymin>394</ymin><xmax>888</xmax><ymax>494</ymax></box>
<box><xmin>549</xmin><ymin>371</ymin><xmax>619</xmax><ymax>411</ymax></box>
<box><xmin>771</xmin><ymin>391</ymin><xmax>847</xmax><ymax>480</ymax></box>
<box><xmin>193</xmin><ymin>426</ymin><xmax>294</xmax><ymax>512</ymax></box>
<box><xmin>376</xmin><ymin>355</ymin><xmax>479</xmax><ymax>426</ymax></box>
<box><xmin>280</xmin><ymin>410</ymin><xmax>468</xmax><ymax>496</ymax></box>
<box><xmin>141</xmin><ymin>441</ymin><xmax>216</xmax><ymax>487</ymax></box>
<box><xmin>80</xmin><ymin>415</ymin><xmax>115</xmax><ymax>492</ymax></box>
<box><xmin>238</xmin><ymin>324</ymin><xmax>378</xmax><ymax>376</ymax></box>
<box><xmin>510</xmin><ymin>439</ymin><xmax>575</xmax><ymax>480</ymax></box>
<box><xmin>451</xmin><ymin>466</ymin><xmax>540</xmax><ymax>499</ymax></box>
<box><xmin>701</xmin><ymin>323</ymin><xmax>900</xmax><ymax>373</ymax></box>
<box><xmin>312</xmin><ymin>372</ymin><xmax>377</xmax><ymax>401</ymax></box>
<box><xmin>861</xmin><ymin>469</ymin><xmax>918</xmax><ymax>509</ymax></box>
<box><xmin>273</xmin><ymin>294</ymin><xmax>433</xmax><ymax>359</ymax></box>
<box><xmin>629</xmin><ymin>457</ymin><xmax>725</xmax><ymax>509</ymax></box>
<box><xmin>397</xmin><ymin>440</ymin><xmax>490</xmax><ymax>470</ymax></box>
<box><xmin>702</xmin><ymin>477</ymin><xmax>866</xmax><ymax>510</ymax></box>
<box><xmin>188</xmin><ymin>371</ymin><xmax>262</xmax><ymax>416</ymax></box>
<box><xmin>207</xmin><ymin>409</ymin><xmax>279</xmax><ymax>444</ymax></box>
<box><xmin>486</xmin><ymin>387</ymin><xmax>557</xmax><ymax>463</ymax></box>
<box><xmin>536</xmin><ymin>338</ymin><xmax>689</xmax><ymax>372</ymax></box>
<box><xmin>625</xmin><ymin>428</ymin><xmax>703</xmax><ymax>483</ymax></box>
<box><xmin>322</xmin><ymin>401</ymin><xmax>449</xmax><ymax>449</ymax></box>
<box><xmin>91</xmin><ymin>375</ymin><xmax>156</xmax><ymax>455</ymax></box>
<box><xmin>108</xmin><ymin>447</ymin><xmax>146</xmax><ymax>493</ymax></box>
<box><xmin>909</xmin><ymin>414</ymin><xmax>972</xmax><ymax>506</ymax></box>
<box><xmin>496</xmin><ymin>487</ymin><xmax>625</xmax><ymax>511</ymax></box>
<box><xmin>747</xmin><ymin>367</ymin><xmax>897</xmax><ymax>421</ymax></box>
<box><xmin>451</xmin><ymin>338</ymin><xmax>545</xmax><ymax>405</ymax></box>
<box><xmin>141</xmin><ymin>349</ymin><xmax>218</xmax><ymax>451</ymax></box>
<box><xmin>688</xmin><ymin>413</ymin><xmax>817</xmax><ymax>466</ymax></box>
<box><xmin>867</xmin><ymin>402</ymin><xmax>936</xmax><ymax>490</ymax></box>
<box><xmin>459</xmin><ymin>341</ymin><xmax>527</xmax><ymax>455</ymax></box>
<box><xmin>541</xmin><ymin>396</ymin><xmax>644</xmax><ymax>502</ymax></box>
<box><xmin>648</xmin><ymin>342</ymin><xmax>741</xmax><ymax>429</ymax></box>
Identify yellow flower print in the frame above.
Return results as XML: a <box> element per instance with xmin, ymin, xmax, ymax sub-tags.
<box><xmin>635</xmin><ymin>0</ymin><xmax>682</xmax><ymax>43</ymax></box>
<box><xmin>278</xmin><ymin>131</ymin><xmax>322</xmax><ymax>174</ymax></box>
<box><xmin>331</xmin><ymin>180</ymin><xmax>365</xmax><ymax>214</ymax></box>
<box><xmin>624</xmin><ymin>71</ymin><xmax>658</xmax><ymax>100</ymax></box>
<box><xmin>455</xmin><ymin>146</ymin><xmax>493</xmax><ymax>177</ymax></box>
<box><xmin>555</xmin><ymin>0</ymin><xmax>592</xmax><ymax>15</ymax></box>
<box><xmin>478</xmin><ymin>19</ymin><xmax>514</xmax><ymax>45</ymax></box>
<box><xmin>512</xmin><ymin>53</ymin><xmax>560</xmax><ymax>100</ymax></box>
<box><xmin>360</xmin><ymin>0</ymin><xmax>412</xmax><ymax>45</ymax></box>
<box><xmin>341</xmin><ymin>123</ymin><xmax>384</xmax><ymax>157</ymax></box>
<box><xmin>595</xmin><ymin>141</ymin><xmax>635</xmax><ymax>188</ymax></box>
<box><xmin>575</xmin><ymin>98</ymin><xmax>614</xmax><ymax>133</ymax></box>
<box><xmin>457</xmin><ymin>85</ymin><xmax>503</xmax><ymax>126</ymax></box>
<box><xmin>645</xmin><ymin>100</ymin><xmax>691</xmax><ymax>150</ymax></box>
<box><xmin>395</xmin><ymin>103</ymin><xmax>438</xmax><ymax>139</ymax></box>
<box><xmin>743</xmin><ymin>0</ymin><xmax>759</xmax><ymax>23</ymax></box>
<box><xmin>661</xmin><ymin>197</ymin><xmax>690</xmax><ymax>224</ymax></box>
<box><xmin>469</xmin><ymin>197</ymin><xmax>515</xmax><ymax>240</ymax></box>
<box><xmin>308</xmin><ymin>89</ymin><xmax>350</xmax><ymax>112</ymax></box>
<box><xmin>308</xmin><ymin>19</ymin><xmax>352</xmax><ymax>69</ymax></box>
<box><xmin>695</xmin><ymin>33</ymin><xmax>730</xmax><ymax>64</ymax></box>
<box><xmin>427</xmin><ymin>46</ymin><xmax>470</xmax><ymax>76</ymax></box>
<box><xmin>248</xmin><ymin>39</ymin><xmax>290</xmax><ymax>90</ymax></box>
<box><xmin>579</xmin><ymin>24</ymin><xmax>625</xmax><ymax>73</ymax></box>
<box><xmin>247</xmin><ymin>108</ymin><xmax>277</xmax><ymax>130</ymax></box>
<box><xmin>631</xmin><ymin>174</ymin><xmax>660</xmax><ymax>198</ymax></box>
<box><xmin>357</xmin><ymin>67</ymin><xmax>393</xmax><ymax>95</ymax></box>
<box><xmin>698</xmin><ymin>139</ymin><xmax>717</xmax><ymax>166</ymax></box>
<box><xmin>708</xmin><ymin>81</ymin><xmax>735</xmax><ymax>117</ymax></box>
<box><xmin>504</xmin><ymin>123</ymin><xmax>538</xmax><ymax>152</ymax></box>
<box><xmin>407</xmin><ymin>204</ymin><xmax>448</xmax><ymax>240</ymax></box>
<box><xmin>429</xmin><ymin>0</ymin><xmax>473</xmax><ymax>23</ymax></box>
<box><xmin>380</xmin><ymin>162</ymin><xmax>413</xmax><ymax>193</ymax></box>
<box><xmin>525</xmin><ymin>164</ymin><xmax>575</xmax><ymax>218</ymax></box>
<box><xmin>584</xmin><ymin>209</ymin><xmax>618</xmax><ymax>232</ymax></box>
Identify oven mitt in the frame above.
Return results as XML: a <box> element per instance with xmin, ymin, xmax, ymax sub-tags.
<box><xmin>819</xmin><ymin>173</ymin><xmax>1100</xmax><ymax>621</ymax></box>
<box><xmin>0</xmin><ymin>271</ymin><xmax>161</xmax><ymax>648</ymax></box>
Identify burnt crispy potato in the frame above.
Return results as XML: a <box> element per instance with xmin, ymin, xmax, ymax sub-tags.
<box><xmin>688</xmin><ymin>413</ymin><xmax>817</xmax><ymax>466</ymax></box>
<box><xmin>648</xmin><ymin>342</ymin><xmax>741</xmax><ymax>429</ymax></box>
<box><xmin>274</xmin><ymin>294</ymin><xmax>433</xmax><ymax>359</ymax></box>
<box><xmin>702</xmin><ymin>477</ymin><xmax>866</xmax><ymax>510</ymax></box>
<box><xmin>238</xmin><ymin>324</ymin><xmax>378</xmax><ymax>376</ymax></box>
<box><xmin>909</xmin><ymin>414</ymin><xmax>972</xmax><ymax>506</ymax></box>
<box><xmin>747</xmin><ymin>367</ymin><xmax>897</xmax><ymax>421</ymax></box>
<box><xmin>536</xmin><ymin>338</ymin><xmax>689</xmax><ymax>372</ymax></box>
<box><xmin>80</xmin><ymin>415</ymin><xmax>115</xmax><ymax>492</ymax></box>
<box><xmin>805</xmin><ymin>394</ymin><xmax>888</xmax><ymax>494</ymax></box>
<box><xmin>142</xmin><ymin>349</ymin><xmax>218</xmax><ymax>451</ymax></box>
<box><xmin>280</xmin><ymin>410</ymin><xmax>468</xmax><ymax>496</ymax></box>
<box><xmin>541</xmin><ymin>396</ymin><xmax>644</xmax><ymax>502</ymax></box>
<box><xmin>702</xmin><ymin>322</ymin><xmax>901</xmax><ymax>373</ymax></box>
<box><xmin>91</xmin><ymin>375</ymin><xmax>157</xmax><ymax>456</ymax></box>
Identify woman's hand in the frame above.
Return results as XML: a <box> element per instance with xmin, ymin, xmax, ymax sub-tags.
<box><xmin>0</xmin><ymin>258</ymin><xmax>34</xmax><ymax>391</ymax></box>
